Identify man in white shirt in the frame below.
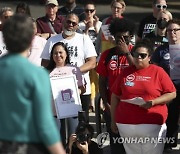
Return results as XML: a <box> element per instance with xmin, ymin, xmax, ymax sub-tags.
<box><xmin>41</xmin><ymin>13</ymin><xmax>97</xmax><ymax>124</ymax></box>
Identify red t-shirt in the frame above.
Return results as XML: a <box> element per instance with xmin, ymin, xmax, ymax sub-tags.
<box><xmin>111</xmin><ymin>64</ymin><xmax>176</xmax><ymax>125</ymax></box>
<box><xmin>96</xmin><ymin>46</ymin><xmax>133</xmax><ymax>102</ymax></box>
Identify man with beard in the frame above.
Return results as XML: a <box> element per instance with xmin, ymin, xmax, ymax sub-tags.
<box><xmin>58</xmin><ymin>0</ymin><xmax>85</xmax><ymax>21</ymax></box>
<box><xmin>41</xmin><ymin>13</ymin><xmax>97</xmax><ymax>144</ymax></box>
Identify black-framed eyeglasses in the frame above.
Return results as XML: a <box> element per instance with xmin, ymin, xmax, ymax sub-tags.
<box><xmin>112</xmin><ymin>6</ymin><xmax>123</xmax><ymax>10</ymax></box>
<box><xmin>155</xmin><ymin>4</ymin><xmax>167</xmax><ymax>9</ymax></box>
<box><xmin>167</xmin><ymin>28</ymin><xmax>180</xmax><ymax>33</ymax></box>
<box><xmin>132</xmin><ymin>52</ymin><xmax>148</xmax><ymax>59</ymax></box>
<box><xmin>66</xmin><ymin>20</ymin><xmax>78</xmax><ymax>26</ymax></box>
<box><xmin>85</xmin><ymin>9</ymin><xmax>95</xmax><ymax>13</ymax></box>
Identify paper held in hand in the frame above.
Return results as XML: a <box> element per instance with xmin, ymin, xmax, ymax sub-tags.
<box><xmin>121</xmin><ymin>97</ymin><xmax>146</xmax><ymax>106</ymax></box>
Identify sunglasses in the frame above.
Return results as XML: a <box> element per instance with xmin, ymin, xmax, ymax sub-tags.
<box><xmin>132</xmin><ymin>52</ymin><xmax>148</xmax><ymax>59</ymax></box>
<box><xmin>155</xmin><ymin>4</ymin><xmax>167</xmax><ymax>9</ymax></box>
<box><xmin>167</xmin><ymin>28</ymin><xmax>180</xmax><ymax>33</ymax></box>
<box><xmin>85</xmin><ymin>9</ymin><xmax>95</xmax><ymax>13</ymax></box>
<box><xmin>66</xmin><ymin>20</ymin><xmax>78</xmax><ymax>26</ymax></box>
<box><xmin>4</xmin><ymin>15</ymin><xmax>12</xmax><ymax>19</ymax></box>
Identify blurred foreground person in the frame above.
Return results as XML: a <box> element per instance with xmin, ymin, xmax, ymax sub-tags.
<box><xmin>0</xmin><ymin>14</ymin><xmax>65</xmax><ymax>154</ymax></box>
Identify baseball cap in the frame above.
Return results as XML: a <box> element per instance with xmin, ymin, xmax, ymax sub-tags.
<box><xmin>46</xmin><ymin>0</ymin><xmax>59</xmax><ymax>6</ymax></box>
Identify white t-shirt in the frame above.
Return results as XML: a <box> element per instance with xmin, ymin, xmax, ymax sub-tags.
<box><xmin>0</xmin><ymin>31</ymin><xmax>7</xmax><ymax>57</ymax></box>
<box><xmin>28</xmin><ymin>35</ymin><xmax>47</xmax><ymax>66</ymax></box>
<box><xmin>41</xmin><ymin>32</ymin><xmax>97</xmax><ymax>94</ymax></box>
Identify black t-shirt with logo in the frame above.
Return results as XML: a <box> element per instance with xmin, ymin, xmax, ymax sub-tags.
<box><xmin>138</xmin><ymin>14</ymin><xmax>156</xmax><ymax>39</ymax></box>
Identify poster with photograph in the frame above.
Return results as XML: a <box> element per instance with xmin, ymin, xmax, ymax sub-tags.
<box><xmin>50</xmin><ymin>75</ymin><xmax>82</xmax><ymax>119</ymax></box>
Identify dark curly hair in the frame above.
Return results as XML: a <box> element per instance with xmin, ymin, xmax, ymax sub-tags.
<box><xmin>109</xmin><ymin>18</ymin><xmax>136</xmax><ymax>36</ymax></box>
<box><xmin>46</xmin><ymin>42</ymin><xmax>71</xmax><ymax>72</ymax></box>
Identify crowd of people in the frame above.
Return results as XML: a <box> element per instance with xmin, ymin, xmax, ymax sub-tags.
<box><xmin>0</xmin><ymin>0</ymin><xmax>179</xmax><ymax>154</ymax></box>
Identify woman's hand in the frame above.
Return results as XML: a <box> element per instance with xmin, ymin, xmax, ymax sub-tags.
<box><xmin>76</xmin><ymin>141</ymin><xmax>89</xmax><ymax>154</ymax></box>
<box><xmin>69</xmin><ymin>134</ymin><xmax>77</xmax><ymax>148</ymax></box>
<box><xmin>111</xmin><ymin>121</ymin><xmax>119</xmax><ymax>134</ymax></box>
<box><xmin>84</xmin><ymin>20</ymin><xmax>93</xmax><ymax>34</ymax></box>
<box><xmin>140</xmin><ymin>101</ymin><xmax>153</xmax><ymax>109</ymax></box>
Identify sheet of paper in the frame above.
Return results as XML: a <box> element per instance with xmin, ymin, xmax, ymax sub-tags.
<box><xmin>101</xmin><ymin>24</ymin><xmax>112</xmax><ymax>40</ymax></box>
<box><xmin>121</xmin><ymin>97</ymin><xmax>146</xmax><ymax>106</ymax></box>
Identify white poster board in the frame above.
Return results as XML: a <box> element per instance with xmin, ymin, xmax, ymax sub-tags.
<box><xmin>169</xmin><ymin>44</ymin><xmax>180</xmax><ymax>80</ymax></box>
<box><xmin>50</xmin><ymin>75</ymin><xmax>82</xmax><ymax>119</ymax></box>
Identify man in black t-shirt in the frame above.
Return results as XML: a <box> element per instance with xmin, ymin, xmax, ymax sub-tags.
<box><xmin>137</xmin><ymin>0</ymin><xmax>167</xmax><ymax>40</ymax></box>
<box><xmin>58</xmin><ymin>0</ymin><xmax>85</xmax><ymax>21</ymax></box>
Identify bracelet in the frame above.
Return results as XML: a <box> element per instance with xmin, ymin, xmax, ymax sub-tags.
<box><xmin>124</xmin><ymin>52</ymin><xmax>131</xmax><ymax>56</ymax></box>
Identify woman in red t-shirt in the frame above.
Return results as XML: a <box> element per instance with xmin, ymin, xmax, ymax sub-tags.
<box><xmin>111</xmin><ymin>39</ymin><xmax>176</xmax><ymax>154</ymax></box>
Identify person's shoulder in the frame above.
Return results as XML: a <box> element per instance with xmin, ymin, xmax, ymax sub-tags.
<box><xmin>20</xmin><ymin>57</ymin><xmax>48</xmax><ymax>75</ymax></box>
<box><xmin>102</xmin><ymin>47</ymin><xmax>116</xmax><ymax>55</ymax></box>
<box><xmin>155</xmin><ymin>43</ymin><xmax>169</xmax><ymax>52</ymax></box>
<box><xmin>64</xmin><ymin>64</ymin><xmax>79</xmax><ymax>70</ymax></box>
<box><xmin>78</xmin><ymin>21</ymin><xmax>85</xmax><ymax>26</ymax></box>
<box><xmin>29</xmin><ymin>64</ymin><xmax>49</xmax><ymax>78</ymax></box>
<box><xmin>56</xmin><ymin>15</ymin><xmax>64</xmax><ymax>21</ymax></box>
<box><xmin>140</xmin><ymin>14</ymin><xmax>156</xmax><ymax>23</ymax></box>
<box><xmin>34</xmin><ymin>35</ymin><xmax>47</xmax><ymax>42</ymax></box>
<box><xmin>74</xmin><ymin>32</ymin><xmax>83</xmax><ymax>38</ymax></box>
<box><xmin>36</xmin><ymin>16</ymin><xmax>47</xmax><ymax>22</ymax></box>
<box><xmin>149</xmin><ymin>64</ymin><xmax>166</xmax><ymax>73</ymax></box>
<box><xmin>58</xmin><ymin>6</ymin><xmax>66</xmax><ymax>12</ymax></box>
<box><xmin>73</xmin><ymin>5</ymin><xmax>84</xmax><ymax>13</ymax></box>
<box><xmin>104</xmin><ymin>47</ymin><xmax>115</xmax><ymax>54</ymax></box>
<box><xmin>78</xmin><ymin>21</ymin><xmax>86</xmax><ymax>31</ymax></box>
<box><xmin>48</xmin><ymin>33</ymin><xmax>63</xmax><ymax>42</ymax></box>
<box><xmin>102</xmin><ymin>17</ymin><xmax>110</xmax><ymax>25</ymax></box>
